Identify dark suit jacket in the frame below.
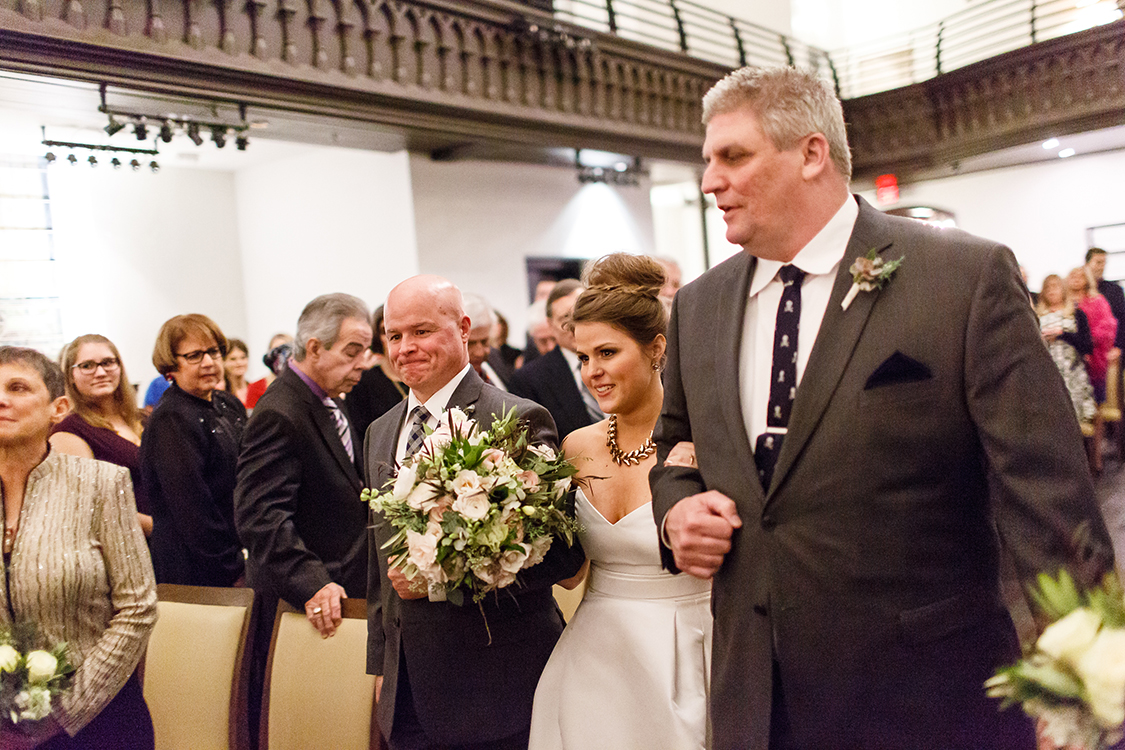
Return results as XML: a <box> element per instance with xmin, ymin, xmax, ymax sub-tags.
<box><xmin>650</xmin><ymin>197</ymin><xmax>1114</xmax><ymax>750</ymax></box>
<box><xmin>1098</xmin><ymin>277</ymin><xmax>1125</xmax><ymax>349</ymax></box>
<box><xmin>235</xmin><ymin>366</ymin><xmax>369</xmax><ymax>607</ymax></box>
<box><xmin>508</xmin><ymin>346</ymin><xmax>595</xmax><ymax>440</ymax></box>
<box><xmin>364</xmin><ymin>368</ymin><xmax>585</xmax><ymax>745</ymax></box>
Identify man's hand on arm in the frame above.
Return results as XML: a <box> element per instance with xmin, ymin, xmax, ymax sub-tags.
<box><xmin>664</xmin><ymin>491</ymin><xmax>742</xmax><ymax>580</ymax></box>
<box><xmin>305</xmin><ymin>582</ymin><xmax>347</xmax><ymax>638</ymax></box>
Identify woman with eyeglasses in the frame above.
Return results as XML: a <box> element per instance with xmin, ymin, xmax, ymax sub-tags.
<box><xmin>51</xmin><ymin>335</ymin><xmax>153</xmax><ymax>538</ymax></box>
<box><xmin>139</xmin><ymin>314</ymin><xmax>246</xmax><ymax>586</ymax></box>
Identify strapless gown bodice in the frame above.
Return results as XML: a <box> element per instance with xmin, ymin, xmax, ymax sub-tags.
<box><xmin>529</xmin><ymin>490</ymin><xmax>713</xmax><ymax>749</ymax></box>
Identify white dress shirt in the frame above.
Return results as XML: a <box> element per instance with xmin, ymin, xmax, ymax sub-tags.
<box><xmin>395</xmin><ymin>364</ymin><xmax>472</xmax><ymax>464</ymax></box>
<box><xmin>739</xmin><ymin>197</ymin><xmax>858</xmax><ymax>448</ymax></box>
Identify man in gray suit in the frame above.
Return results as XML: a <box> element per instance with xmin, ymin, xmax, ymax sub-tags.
<box><xmin>650</xmin><ymin>66</ymin><xmax>1113</xmax><ymax>750</ymax></box>
<box><xmin>365</xmin><ymin>275</ymin><xmax>584</xmax><ymax>750</ymax></box>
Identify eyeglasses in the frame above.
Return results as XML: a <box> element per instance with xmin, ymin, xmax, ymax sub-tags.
<box><xmin>72</xmin><ymin>357</ymin><xmax>120</xmax><ymax>374</ymax></box>
<box><xmin>175</xmin><ymin>347</ymin><xmax>223</xmax><ymax>364</ymax></box>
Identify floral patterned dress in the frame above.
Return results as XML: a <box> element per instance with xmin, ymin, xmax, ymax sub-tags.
<box><xmin>1040</xmin><ymin>308</ymin><xmax>1096</xmax><ymax>425</ymax></box>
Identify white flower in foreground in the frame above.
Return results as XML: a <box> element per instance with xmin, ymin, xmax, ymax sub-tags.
<box><xmin>528</xmin><ymin>444</ymin><xmax>556</xmax><ymax>461</ymax></box>
<box><xmin>14</xmin><ymin>686</ymin><xmax>52</xmax><ymax>721</ymax></box>
<box><xmin>452</xmin><ymin>492</ymin><xmax>491</xmax><ymax>521</ymax></box>
<box><xmin>452</xmin><ymin>470</ymin><xmax>483</xmax><ymax>499</ymax></box>
<box><xmin>517</xmin><ymin>470</ymin><xmax>540</xmax><ymax>490</ymax></box>
<box><xmin>1076</xmin><ymin>626</ymin><xmax>1125</xmax><ymax>727</ymax></box>
<box><xmin>405</xmin><ymin>482</ymin><xmax>442</xmax><ymax>512</ymax></box>
<box><xmin>0</xmin><ymin>644</ymin><xmax>19</xmax><ymax>673</ymax></box>
<box><xmin>1038</xmin><ymin>607</ymin><xmax>1103</xmax><ymax>666</ymax></box>
<box><xmin>525</xmin><ymin>535</ymin><xmax>552</xmax><ymax>567</ymax></box>
<box><xmin>423</xmin><ymin>425</ymin><xmax>454</xmax><ymax>453</ymax></box>
<box><xmin>499</xmin><ymin>546</ymin><xmax>529</xmax><ymax>575</ymax></box>
<box><xmin>481</xmin><ymin>448</ymin><xmax>506</xmax><ymax>471</ymax></box>
<box><xmin>444</xmin><ymin>407</ymin><xmax>474</xmax><ymax>434</ymax></box>
<box><xmin>405</xmin><ymin>528</ymin><xmax>446</xmax><ymax>583</ymax></box>
<box><xmin>25</xmin><ymin>650</ymin><xmax>57</xmax><ymax>685</ymax></box>
<box><xmin>392</xmin><ymin>464</ymin><xmax>418</xmax><ymax>502</ymax></box>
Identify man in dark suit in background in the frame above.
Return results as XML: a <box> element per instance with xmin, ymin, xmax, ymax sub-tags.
<box><xmin>508</xmin><ymin>279</ymin><xmax>603</xmax><ymax>439</ymax></box>
<box><xmin>366</xmin><ymin>275</ymin><xmax>584</xmax><ymax>750</ymax></box>
<box><xmin>235</xmin><ymin>293</ymin><xmax>374</xmax><ymax>742</ymax></box>
<box><xmin>1088</xmin><ymin>247</ymin><xmax>1125</xmax><ymax>352</ymax></box>
<box><xmin>650</xmin><ymin>65</ymin><xmax>1113</xmax><ymax>750</ymax></box>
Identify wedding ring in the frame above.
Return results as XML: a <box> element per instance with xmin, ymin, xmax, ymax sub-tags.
<box><xmin>312</xmin><ymin>607</ymin><xmax>323</xmax><ymax>615</ymax></box>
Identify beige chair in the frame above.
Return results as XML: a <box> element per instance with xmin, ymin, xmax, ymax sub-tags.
<box><xmin>143</xmin><ymin>584</ymin><xmax>254</xmax><ymax>750</ymax></box>
<box><xmin>260</xmin><ymin>599</ymin><xmax>387</xmax><ymax>750</ymax></box>
<box><xmin>1101</xmin><ymin>357</ymin><xmax>1123</xmax><ymax>457</ymax></box>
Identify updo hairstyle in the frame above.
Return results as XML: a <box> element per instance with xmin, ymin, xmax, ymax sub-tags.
<box><xmin>571</xmin><ymin>253</ymin><xmax>667</xmax><ymax>346</ymax></box>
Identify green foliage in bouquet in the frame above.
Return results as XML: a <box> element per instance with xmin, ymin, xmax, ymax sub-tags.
<box><xmin>365</xmin><ymin>406</ymin><xmax>582</xmax><ymax>607</ymax></box>
<box><xmin>0</xmin><ymin>622</ymin><xmax>76</xmax><ymax>726</ymax></box>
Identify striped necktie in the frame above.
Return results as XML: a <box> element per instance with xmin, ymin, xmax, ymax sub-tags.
<box><xmin>404</xmin><ymin>405</ymin><xmax>431</xmax><ymax>459</ymax></box>
<box><xmin>321</xmin><ymin>396</ymin><xmax>354</xmax><ymax>463</ymax></box>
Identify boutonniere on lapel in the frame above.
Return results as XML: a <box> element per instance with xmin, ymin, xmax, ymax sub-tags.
<box><xmin>841</xmin><ymin>248</ymin><xmax>905</xmax><ymax>311</ymax></box>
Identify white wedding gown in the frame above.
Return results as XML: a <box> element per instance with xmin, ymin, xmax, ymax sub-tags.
<box><xmin>529</xmin><ymin>489</ymin><xmax>712</xmax><ymax>750</ymax></box>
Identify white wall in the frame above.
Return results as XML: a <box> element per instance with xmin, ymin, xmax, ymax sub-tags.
<box><xmin>855</xmin><ymin>149</ymin><xmax>1125</xmax><ymax>290</ymax></box>
<box><xmin>409</xmin><ymin>156</ymin><xmax>656</xmax><ymax>339</ymax></box>
<box><xmin>792</xmin><ymin>0</ymin><xmax>968</xmax><ymax>49</ymax></box>
<box><xmin>48</xmin><ymin>164</ymin><xmax>246</xmax><ymax>390</ymax></box>
<box><xmin>233</xmin><ymin>147</ymin><xmax>419</xmax><ymax>377</ymax></box>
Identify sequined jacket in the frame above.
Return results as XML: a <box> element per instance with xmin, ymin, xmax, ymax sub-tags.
<box><xmin>0</xmin><ymin>451</ymin><xmax>157</xmax><ymax>735</ymax></box>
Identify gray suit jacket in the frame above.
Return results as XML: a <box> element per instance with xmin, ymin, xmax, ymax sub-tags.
<box><xmin>364</xmin><ymin>368</ymin><xmax>585</xmax><ymax>745</ymax></box>
<box><xmin>651</xmin><ymin>196</ymin><xmax>1113</xmax><ymax>750</ymax></box>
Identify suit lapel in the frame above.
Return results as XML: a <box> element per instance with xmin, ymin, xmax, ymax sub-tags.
<box><xmin>446</xmin><ymin>368</ymin><xmax>485</xmax><ymax>419</ymax></box>
<box><xmin>715</xmin><ymin>252</ymin><xmax>764</xmax><ymax>509</ymax></box>
<box><xmin>768</xmin><ymin>198</ymin><xmax>893</xmax><ymax>498</ymax></box>
<box><xmin>288</xmin><ymin>369</ymin><xmax>363</xmax><ymax>492</ymax></box>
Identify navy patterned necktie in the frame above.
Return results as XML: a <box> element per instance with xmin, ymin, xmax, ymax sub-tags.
<box><xmin>404</xmin><ymin>405</ymin><xmax>431</xmax><ymax>460</ymax></box>
<box><xmin>322</xmin><ymin>396</ymin><xmax>354</xmax><ymax>463</ymax></box>
<box><xmin>754</xmin><ymin>264</ymin><xmax>806</xmax><ymax>490</ymax></box>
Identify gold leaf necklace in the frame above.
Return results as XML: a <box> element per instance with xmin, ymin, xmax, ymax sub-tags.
<box><xmin>606</xmin><ymin>414</ymin><xmax>656</xmax><ymax>467</ymax></box>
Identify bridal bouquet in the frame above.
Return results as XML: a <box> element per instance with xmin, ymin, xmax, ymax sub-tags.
<box><xmin>986</xmin><ymin>570</ymin><xmax>1125</xmax><ymax>750</ymax></box>
<box><xmin>0</xmin><ymin>623</ymin><xmax>75</xmax><ymax>726</ymax></box>
<box><xmin>364</xmin><ymin>406</ymin><xmax>580</xmax><ymax>607</ymax></box>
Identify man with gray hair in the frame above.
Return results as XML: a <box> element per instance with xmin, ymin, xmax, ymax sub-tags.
<box><xmin>650</xmin><ymin>65</ymin><xmax>1113</xmax><ymax>749</ymax></box>
<box><xmin>235</xmin><ymin>293</ymin><xmax>375</xmax><ymax>739</ymax></box>
<box><xmin>462</xmin><ymin>292</ymin><xmax>507</xmax><ymax>389</ymax></box>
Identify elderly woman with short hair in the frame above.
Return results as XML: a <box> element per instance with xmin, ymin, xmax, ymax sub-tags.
<box><xmin>139</xmin><ymin>314</ymin><xmax>246</xmax><ymax>586</ymax></box>
<box><xmin>0</xmin><ymin>346</ymin><xmax>156</xmax><ymax>750</ymax></box>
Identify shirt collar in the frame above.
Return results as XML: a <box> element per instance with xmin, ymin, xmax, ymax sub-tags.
<box><xmin>558</xmin><ymin>347</ymin><xmax>580</xmax><ymax>371</ymax></box>
<box><xmin>749</xmin><ymin>196</ymin><xmax>859</xmax><ymax>298</ymax></box>
<box><xmin>406</xmin><ymin>364</ymin><xmax>472</xmax><ymax>418</ymax></box>
<box><xmin>290</xmin><ymin>361</ymin><xmax>330</xmax><ymax>401</ymax></box>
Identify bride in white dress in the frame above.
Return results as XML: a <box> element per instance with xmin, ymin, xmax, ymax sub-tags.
<box><xmin>529</xmin><ymin>254</ymin><xmax>712</xmax><ymax>750</ymax></box>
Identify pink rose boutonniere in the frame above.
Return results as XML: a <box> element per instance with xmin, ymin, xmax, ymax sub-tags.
<box><xmin>841</xmin><ymin>248</ymin><xmax>904</xmax><ymax>311</ymax></box>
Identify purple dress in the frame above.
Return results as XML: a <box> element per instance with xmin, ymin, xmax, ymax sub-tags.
<box><xmin>51</xmin><ymin>414</ymin><xmax>151</xmax><ymax>516</ymax></box>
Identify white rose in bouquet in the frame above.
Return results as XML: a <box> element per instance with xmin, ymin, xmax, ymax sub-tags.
<box><xmin>406</xmin><ymin>482</ymin><xmax>443</xmax><ymax>512</ymax></box>
<box><xmin>528</xmin><ymin>444</ymin><xmax>556</xmax><ymax>461</ymax></box>
<box><xmin>0</xmin><ymin>643</ymin><xmax>19</xmax><ymax>672</ymax></box>
<box><xmin>406</xmin><ymin>528</ymin><xmax>447</xmax><ymax>583</ymax></box>
<box><xmin>1037</xmin><ymin>607</ymin><xmax>1103</xmax><ymax>666</ymax></box>
<box><xmin>481</xmin><ymin>448</ymin><xmax>506</xmax><ymax>471</ymax></box>
<box><xmin>423</xmin><ymin>425</ymin><xmax>454</xmax><ymax>454</ymax></box>
<box><xmin>13</xmin><ymin>686</ymin><xmax>52</xmax><ymax>722</ymax></box>
<box><xmin>452</xmin><ymin>492</ymin><xmax>491</xmax><ymax>521</ymax></box>
<box><xmin>392</xmin><ymin>464</ymin><xmax>418</xmax><ymax>501</ymax></box>
<box><xmin>525</xmin><ymin>535</ymin><xmax>552</xmax><ymax>567</ymax></box>
<box><xmin>499</xmin><ymin>546</ymin><xmax>529</xmax><ymax>575</ymax></box>
<box><xmin>25</xmin><ymin>650</ymin><xmax>58</xmax><ymax>685</ymax></box>
<box><xmin>1075</xmin><ymin>627</ymin><xmax>1125</xmax><ymax>727</ymax></box>
<box><xmin>445</xmin><ymin>407</ymin><xmax>475</xmax><ymax>434</ymax></box>
<box><xmin>452</xmin><ymin>470</ymin><xmax>483</xmax><ymax>498</ymax></box>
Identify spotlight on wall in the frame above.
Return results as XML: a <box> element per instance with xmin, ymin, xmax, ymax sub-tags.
<box><xmin>235</xmin><ymin>134</ymin><xmax>249</xmax><ymax>151</ymax></box>
<box><xmin>88</xmin><ymin>155</ymin><xmax>98</xmax><ymax>167</ymax></box>
<box><xmin>159</xmin><ymin>120</ymin><xmax>174</xmax><ymax>143</ymax></box>
<box><xmin>105</xmin><ymin>116</ymin><xmax>126</xmax><ymax>137</ymax></box>
<box><xmin>186</xmin><ymin>122</ymin><xmax>203</xmax><ymax>146</ymax></box>
<box><xmin>150</xmin><ymin>161</ymin><xmax>160</xmax><ymax>173</ymax></box>
<box><xmin>130</xmin><ymin>159</ymin><xmax>141</xmax><ymax>171</ymax></box>
<box><xmin>66</xmin><ymin>154</ymin><xmax>78</xmax><ymax>165</ymax></box>
<box><xmin>133</xmin><ymin>120</ymin><xmax>148</xmax><ymax>141</ymax></box>
<box><xmin>211</xmin><ymin>126</ymin><xmax>227</xmax><ymax>149</ymax></box>
<box><xmin>44</xmin><ymin>152</ymin><xmax>56</xmax><ymax>164</ymax></box>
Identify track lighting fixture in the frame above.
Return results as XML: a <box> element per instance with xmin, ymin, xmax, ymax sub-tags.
<box><xmin>111</xmin><ymin>158</ymin><xmax>121</xmax><ymax>169</ymax></box>
<box><xmin>44</xmin><ymin>152</ymin><xmax>56</xmax><ymax>164</ymax></box>
<box><xmin>105</xmin><ymin>116</ymin><xmax>126</xmax><ymax>137</ymax></box>
<box><xmin>186</xmin><ymin>122</ymin><xmax>203</xmax><ymax>146</ymax></box>
<box><xmin>159</xmin><ymin>121</ymin><xmax>174</xmax><ymax>143</ymax></box>
<box><xmin>66</xmin><ymin>154</ymin><xmax>78</xmax><ymax>165</ymax></box>
<box><xmin>88</xmin><ymin>155</ymin><xmax>98</xmax><ymax>167</ymax></box>
<box><xmin>236</xmin><ymin>134</ymin><xmax>249</xmax><ymax>151</ymax></box>
<box><xmin>130</xmin><ymin>159</ymin><xmax>141</xmax><ymax>171</ymax></box>
<box><xmin>211</xmin><ymin>126</ymin><xmax>227</xmax><ymax>149</ymax></box>
<box><xmin>149</xmin><ymin>161</ymin><xmax>160</xmax><ymax>173</ymax></box>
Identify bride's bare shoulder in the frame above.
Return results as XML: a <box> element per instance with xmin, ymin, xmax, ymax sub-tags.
<box><xmin>561</xmin><ymin>420</ymin><xmax>609</xmax><ymax>465</ymax></box>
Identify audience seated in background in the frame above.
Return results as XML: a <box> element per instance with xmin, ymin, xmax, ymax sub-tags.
<box><xmin>52</xmin><ymin>334</ymin><xmax>154</xmax><ymax>538</ymax></box>
<box><xmin>140</xmin><ymin>314</ymin><xmax>246</xmax><ymax>587</ymax></box>
<box><xmin>1067</xmin><ymin>266</ymin><xmax>1119</xmax><ymax>473</ymax></box>
<box><xmin>1037</xmin><ymin>275</ymin><xmax>1097</xmax><ymax>468</ymax></box>
<box><xmin>224</xmin><ymin>338</ymin><xmax>263</xmax><ymax>409</ymax></box>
